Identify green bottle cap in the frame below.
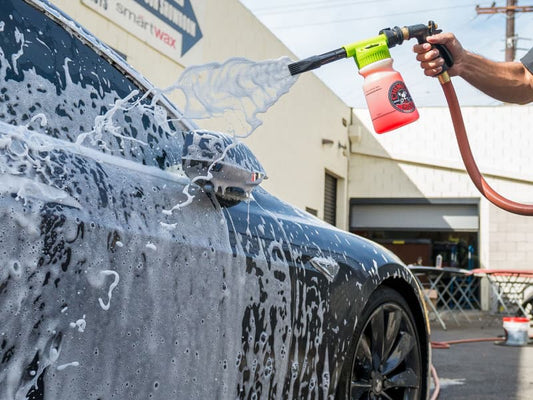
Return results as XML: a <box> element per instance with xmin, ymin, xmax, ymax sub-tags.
<box><xmin>343</xmin><ymin>34</ymin><xmax>391</xmax><ymax>69</ymax></box>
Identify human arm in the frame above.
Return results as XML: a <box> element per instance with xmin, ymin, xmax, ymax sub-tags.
<box><xmin>413</xmin><ymin>32</ymin><xmax>533</xmax><ymax>105</ymax></box>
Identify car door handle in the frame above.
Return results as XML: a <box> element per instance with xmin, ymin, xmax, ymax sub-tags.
<box><xmin>309</xmin><ymin>256</ymin><xmax>339</xmax><ymax>282</ymax></box>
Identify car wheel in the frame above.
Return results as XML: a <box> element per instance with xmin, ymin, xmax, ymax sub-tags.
<box><xmin>338</xmin><ymin>286</ymin><xmax>424</xmax><ymax>400</ymax></box>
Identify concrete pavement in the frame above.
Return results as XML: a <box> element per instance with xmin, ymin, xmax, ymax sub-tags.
<box><xmin>429</xmin><ymin>314</ymin><xmax>533</xmax><ymax>399</ymax></box>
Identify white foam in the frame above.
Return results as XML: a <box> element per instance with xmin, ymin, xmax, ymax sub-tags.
<box><xmin>69</xmin><ymin>315</ymin><xmax>87</xmax><ymax>333</ymax></box>
<box><xmin>11</xmin><ymin>27</ymin><xmax>25</xmax><ymax>75</ymax></box>
<box><xmin>0</xmin><ymin>175</ymin><xmax>82</xmax><ymax>209</ymax></box>
<box><xmin>97</xmin><ymin>270</ymin><xmax>120</xmax><ymax>311</ymax></box>
<box><xmin>57</xmin><ymin>362</ymin><xmax>80</xmax><ymax>371</ymax></box>
<box><xmin>166</xmin><ymin>57</ymin><xmax>298</xmax><ymax>138</ymax></box>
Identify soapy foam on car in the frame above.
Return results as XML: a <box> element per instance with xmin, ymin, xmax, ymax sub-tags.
<box><xmin>0</xmin><ymin>5</ymin><xmax>350</xmax><ymax>399</ymax></box>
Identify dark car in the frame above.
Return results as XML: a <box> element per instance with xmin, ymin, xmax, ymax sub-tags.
<box><xmin>0</xmin><ymin>1</ymin><xmax>430</xmax><ymax>399</ymax></box>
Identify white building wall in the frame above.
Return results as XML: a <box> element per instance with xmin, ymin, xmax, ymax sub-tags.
<box><xmin>351</xmin><ymin>105</ymin><xmax>533</xmax><ymax>187</ymax></box>
<box><xmin>489</xmin><ymin>205</ymin><xmax>533</xmax><ymax>269</ymax></box>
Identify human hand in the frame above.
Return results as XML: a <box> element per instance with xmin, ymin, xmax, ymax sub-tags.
<box><xmin>412</xmin><ymin>32</ymin><xmax>464</xmax><ymax>77</ymax></box>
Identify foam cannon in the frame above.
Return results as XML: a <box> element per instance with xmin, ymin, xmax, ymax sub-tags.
<box><xmin>288</xmin><ymin>21</ymin><xmax>452</xmax><ymax>76</ymax></box>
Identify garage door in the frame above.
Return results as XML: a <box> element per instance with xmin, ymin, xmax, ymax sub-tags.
<box><xmin>350</xmin><ymin>199</ymin><xmax>479</xmax><ymax>231</ymax></box>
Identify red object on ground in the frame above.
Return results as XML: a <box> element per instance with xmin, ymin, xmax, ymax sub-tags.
<box><xmin>431</xmin><ymin>337</ymin><xmax>505</xmax><ymax>349</ymax></box>
<box><xmin>503</xmin><ymin>317</ymin><xmax>530</xmax><ymax>323</ymax></box>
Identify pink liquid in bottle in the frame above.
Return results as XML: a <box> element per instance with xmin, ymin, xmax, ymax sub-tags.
<box><xmin>359</xmin><ymin>58</ymin><xmax>419</xmax><ymax>134</ymax></box>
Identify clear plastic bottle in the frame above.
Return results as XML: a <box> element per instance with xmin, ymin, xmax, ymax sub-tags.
<box><xmin>359</xmin><ymin>57</ymin><xmax>419</xmax><ymax>133</ymax></box>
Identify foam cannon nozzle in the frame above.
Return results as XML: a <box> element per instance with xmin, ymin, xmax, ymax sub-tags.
<box><xmin>287</xmin><ymin>48</ymin><xmax>348</xmax><ymax>76</ymax></box>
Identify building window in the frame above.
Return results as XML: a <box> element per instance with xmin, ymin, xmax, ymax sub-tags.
<box><xmin>306</xmin><ymin>207</ymin><xmax>318</xmax><ymax>216</ymax></box>
<box><xmin>324</xmin><ymin>173</ymin><xmax>337</xmax><ymax>226</ymax></box>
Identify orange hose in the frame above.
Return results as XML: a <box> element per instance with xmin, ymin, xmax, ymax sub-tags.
<box><xmin>431</xmin><ymin>337</ymin><xmax>505</xmax><ymax>349</ymax></box>
<box><xmin>441</xmin><ymin>79</ymin><xmax>533</xmax><ymax>216</ymax></box>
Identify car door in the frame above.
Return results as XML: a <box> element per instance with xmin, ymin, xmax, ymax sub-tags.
<box><xmin>222</xmin><ymin>188</ymin><xmax>370</xmax><ymax>399</ymax></box>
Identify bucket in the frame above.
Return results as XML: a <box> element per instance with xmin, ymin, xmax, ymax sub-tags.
<box><xmin>502</xmin><ymin>317</ymin><xmax>530</xmax><ymax>346</ymax></box>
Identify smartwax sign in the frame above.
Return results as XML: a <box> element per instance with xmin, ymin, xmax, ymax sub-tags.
<box><xmin>82</xmin><ymin>0</ymin><xmax>203</xmax><ymax>60</ymax></box>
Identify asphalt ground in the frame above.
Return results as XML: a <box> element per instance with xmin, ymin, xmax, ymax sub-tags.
<box><xmin>429</xmin><ymin>314</ymin><xmax>533</xmax><ymax>399</ymax></box>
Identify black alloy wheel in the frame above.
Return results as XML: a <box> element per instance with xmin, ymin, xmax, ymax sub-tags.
<box><xmin>339</xmin><ymin>286</ymin><xmax>424</xmax><ymax>400</ymax></box>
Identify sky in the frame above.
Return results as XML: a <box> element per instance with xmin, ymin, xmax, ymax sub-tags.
<box><xmin>239</xmin><ymin>0</ymin><xmax>533</xmax><ymax>108</ymax></box>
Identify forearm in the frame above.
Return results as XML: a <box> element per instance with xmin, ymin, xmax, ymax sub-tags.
<box><xmin>457</xmin><ymin>51</ymin><xmax>533</xmax><ymax>104</ymax></box>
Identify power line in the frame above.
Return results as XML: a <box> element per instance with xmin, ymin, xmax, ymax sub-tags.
<box><xmin>271</xmin><ymin>4</ymin><xmax>474</xmax><ymax>30</ymax></box>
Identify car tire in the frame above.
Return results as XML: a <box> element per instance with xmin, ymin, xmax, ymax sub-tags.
<box><xmin>337</xmin><ymin>286</ymin><xmax>424</xmax><ymax>400</ymax></box>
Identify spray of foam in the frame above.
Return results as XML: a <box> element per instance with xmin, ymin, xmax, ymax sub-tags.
<box><xmin>164</xmin><ymin>56</ymin><xmax>298</xmax><ymax>138</ymax></box>
<box><xmin>157</xmin><ymin>56</ymin><xmax>298</xmax><ymax>212</ymax></box>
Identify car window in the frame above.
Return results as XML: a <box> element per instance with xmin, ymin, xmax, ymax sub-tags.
<box><xmin>0</xmin><ymin>0</ymin><xmax>184</xmax><ymax>170</ymax></box>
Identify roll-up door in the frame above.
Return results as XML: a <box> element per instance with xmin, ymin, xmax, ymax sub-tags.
<box><xmin>350</xmin><ymin>199</ymin><xmax>479</xmax><ymax>231</ymax></box>
<box><xmin>324</xmin><ymin>173</ymin><xmax>337</xmax><ymax>226</ymax></box>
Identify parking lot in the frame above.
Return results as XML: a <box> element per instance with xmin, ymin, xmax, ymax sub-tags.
<box><xmin>430</xmin><ymin>314</ymin><xmax>533</xmax><ymax>399</ymax></box>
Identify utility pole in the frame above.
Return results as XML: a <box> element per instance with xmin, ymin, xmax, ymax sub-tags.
<box><xmin>476</xmin><ymin>0</ymin><xmax>533</xmax><ymax>61</ymax></box>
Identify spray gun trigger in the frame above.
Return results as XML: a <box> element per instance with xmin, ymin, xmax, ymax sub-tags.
<box><xmin>427</xmin><ymin>20</ymin><xmax>440</xmax><ymax>36</ymax></box>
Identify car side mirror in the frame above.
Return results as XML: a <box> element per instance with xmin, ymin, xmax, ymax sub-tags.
<box><xmin>182</xmin><ymin>130</ymin><xmax>267</xmax><ymax>201</ymax></box>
